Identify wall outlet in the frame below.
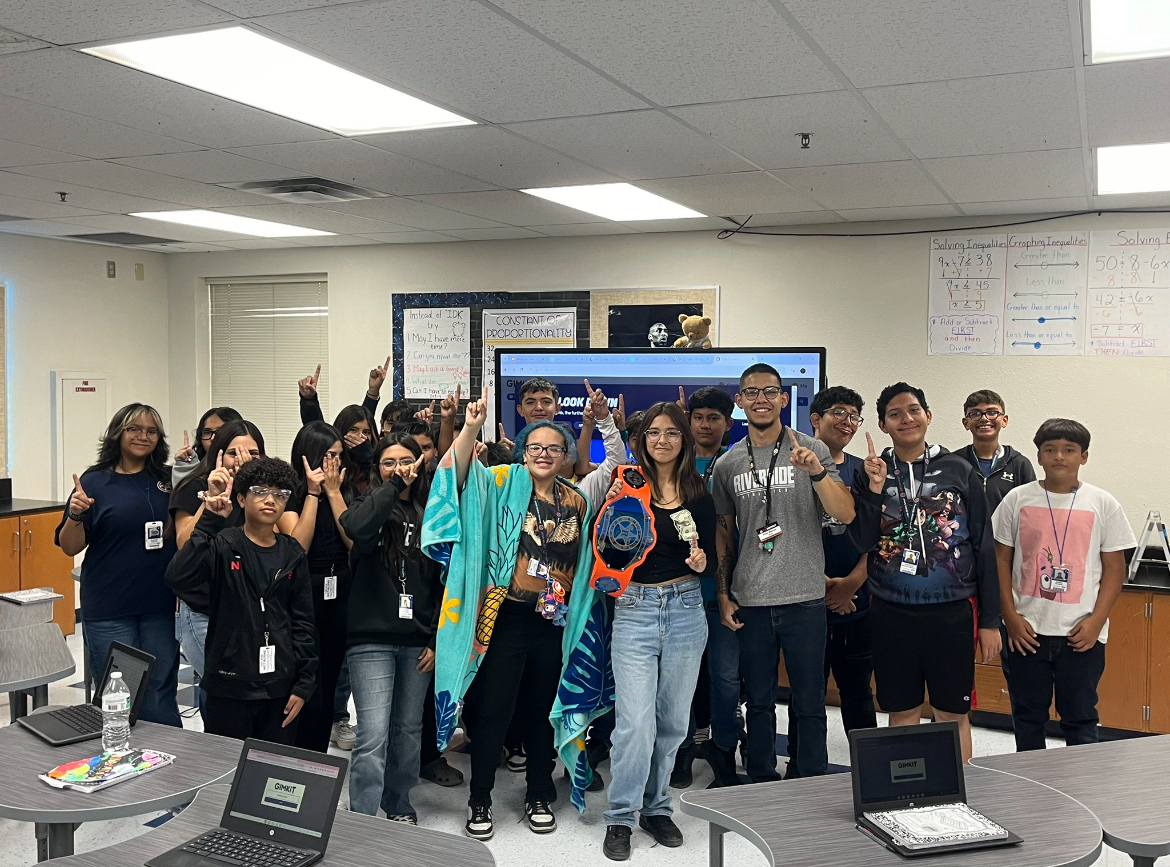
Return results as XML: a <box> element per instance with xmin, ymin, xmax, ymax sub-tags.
<box><xmin>106</xmin><ymin>261</ymin><xmax>116</xmax><ymax>278</ymax></box>
<box><xmin>134</xmin><ymin>263</ymin><xmax>144</xmax><ymax>281</ymax></box>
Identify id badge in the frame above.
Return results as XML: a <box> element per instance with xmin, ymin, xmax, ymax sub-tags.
<box><xmin>145</xmin><ymin>520</ymin><xmax>164</xmax><ymax>551</ymax></box>
<box><xmin>527</xmin><ymin>559</ymin><xmax>549</xmax><ymax>579</ymax></box>
<box><xmin>757</xmin><ymin>523</ymin><xmax>782</xmax><ymax>544</ymax></box>
<box><xmin>900</xmin><ymin>549</ymin><xmax>921</xmax><ymax>574</ymax></box>
<box><xmin>259</xmin><ymin>644</ymin><xmax>276</xmax><ymax>674</ymax></box>
<box><xmin>398</xmin><ymin>593</ymin><xmax>415</xmax><ymax>620</ymax></box>
<box><xmin>1050</xmin><ymin>567</ymin><xmax>1070</xmax><ymax>592</ymax></box>
<box><xmin>324</xmin><ymin>575</ymin><xmax>338</xmax><ymax>601</ymax></box>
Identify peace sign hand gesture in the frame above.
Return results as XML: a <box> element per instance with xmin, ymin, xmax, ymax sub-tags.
<box><xmin>788</xmin><ymin>428</ymin><xmax>824</xmax><ymax>476</ymax></box>
<box><xmin>583</xmin><ymin>379</ymin><xmax>610</xmax><ymax>420</ymax></box>
<box><xmin>299</xmin><ymin>364</ymin><xmax>321</xmax><ymax>399</ymax></box>
<box><xmin>69</xmin><ymin>474</ymin><xmax>95</xmax><ymax>519</ymax></box>
<box><xmin>175</xmin><ymin>430</ymin><xmax>195</xmax><ymax>463</ymax></box>
<box><xmin>397</xmin><ymin>453</ymin><xmax>426</xmax><ymax>485</ymax></box>
<box><xmin>864</xmin><ymin>432</ymin><xmax>887</xmax><ymax>493</ymax></box>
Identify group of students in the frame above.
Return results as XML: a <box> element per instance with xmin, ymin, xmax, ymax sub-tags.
<box><xmin>55</xmin><ymin>359</ymin><xmax>1135</xmax><ymax>863</ymax></box>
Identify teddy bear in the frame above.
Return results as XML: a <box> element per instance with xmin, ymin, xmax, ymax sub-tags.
<box><xmin>673</xmin><ymin>314</ymin><xmax>713</xmax><ymax>349</ymax></box>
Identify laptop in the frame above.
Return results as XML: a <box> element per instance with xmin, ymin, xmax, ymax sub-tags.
<box><xmin>19</xmin><ymin>641</ymin><xmax>155</xmax><ymax>746</ymax></box>
<box><xmin>849</xmin><ymin>722</ymin><xmax>1022</xmax><ymax>857</ymax></box>
<box><xmin>146</xmin><ymin>739</ymin><xmax>349</xmax><ymax>867</ymax></box>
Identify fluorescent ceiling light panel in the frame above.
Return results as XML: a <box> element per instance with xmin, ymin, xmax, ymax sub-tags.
<box><xmin>1097</xmin><ymin>142</ymin><xmax>1170</xmax><ymax>194</ymax></box>
<box><xmin>522</xmin><ymin>183</ymin><xmax>706</xmax><ymax>221</ymax></box>
<box><xmin>130</xmin><ymin>210</ymin><xmax>333</xmax><ymax>237</ymax></box>
<box><xmin>1090</xmin><ymin>0</ymin><xmax>1170</xmax><ymax>63</ymax></box>
<box><xmin>82</xmin><ymin>27</ymin><xmax>474</xmax><ymax>135</ymax></box>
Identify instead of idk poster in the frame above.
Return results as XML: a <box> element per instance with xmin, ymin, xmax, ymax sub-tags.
<box><xmin>482</xmin><ymin>308</ymin><xmax>576</xmax><ymax>432</ymax></box>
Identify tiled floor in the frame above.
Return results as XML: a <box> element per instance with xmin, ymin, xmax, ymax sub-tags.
<box><xmin>0</xmin><ymin>629</ymin><xmax>1155</xmax><ymax>866</ymax></box>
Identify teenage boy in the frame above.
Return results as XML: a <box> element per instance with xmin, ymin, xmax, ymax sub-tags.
<box><xmin>993</xmin><ymin>419</ymin><xmax>1135</xmax><ymax>751</ymax></box>
<box><xmin>712</xmin><ymin>364</ymin><xmax>854</xmax><ymax>782</ymax></box>
<box><xmin>851</xmin><ymin>383</ymin><xmax>1000</xmax><ymax>764</ymax></box>
<box><xmin>787</xmin><ymin>386</ymin><xmax>876</xmax><ymax>776</ymax></box>
<box><xmin>166</xmin><ymin>457</ymin><xmax>318</xmax><ymax>743</ymax></box>
<box><xmin>958</xmin><ymin>389</ymin><xmax>1036</xmax><ymax>513</ymax></box>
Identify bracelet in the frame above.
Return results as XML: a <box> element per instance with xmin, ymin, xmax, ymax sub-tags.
<box><xmin>306</xmin><ymin>492</ymin><xmax>321</xmax><ymax>499</ymax></box>
<box><xmin>809</xmin><ymin>468</ymin><xmax>828</xmax><ymax>483</ymax></box>
<box><xmin>66</xmin><ymin>510</ymin><xmax>85</xmax><ymax>522</ymax></box>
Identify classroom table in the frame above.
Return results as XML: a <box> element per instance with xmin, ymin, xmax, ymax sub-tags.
<box><xmin>971</xmin><ymin>737</ymin><xmax>1170</xmax><ymax>867</ymax></box>
<box><xmin>680</xmin><ymin>765</ymin><xmax>1102</xmax><ymax>867</ymax></box>
<box><xmin>0</xmin><ymin>719</ymin><xmax>239</xmax><ymax>861</ymax></box>
<box><xmin>0</xmin><ymin>621</ymin><xmax>76</xmax><ymax>722</ymax></box>
<box><xmin>50</xmin><ymin>783</ymin><xmax>496</xmax><ymax>867</ymax></box>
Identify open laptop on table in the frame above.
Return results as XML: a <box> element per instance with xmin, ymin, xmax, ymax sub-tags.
<box><xmin>147</xmin><ymin>739</ymin><xmax>348</xmax><ymax>867</ymax></box>
<box><xmin>18</xmin><ymin>640</ymin><xmax>154</xmax><ymax>746</ymax></box>
<box><xmin>849</xmin><ymin>722</ymin><xmax>1022</xmax><ymax>857</ymax></box>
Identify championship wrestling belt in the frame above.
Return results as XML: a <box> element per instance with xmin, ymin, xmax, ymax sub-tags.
<box><xmin>590</xmin><ymin>465</ymin><xmax>657</xmax><ymax>596</ymax></box>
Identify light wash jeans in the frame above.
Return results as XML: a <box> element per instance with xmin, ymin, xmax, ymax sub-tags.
<box><xmin>604</xmin><ymin>579</ymin><xmax>707</xmax><ymax>828</ymax></box>
<box><xmin>176</xmin><ymin>602</ymin><xmax>209</xmax><ymax>713</ymax></box>
<box><xmin>347</xmin><ymin>643</ymin><xmax>432</xmax><ymax>818</ymax></box>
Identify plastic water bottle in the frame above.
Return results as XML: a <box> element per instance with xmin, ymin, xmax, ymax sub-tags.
<box><xmin>101</xmin><ymin>671</ymin><xmax>132</xmax><ymax>752</ymax></box>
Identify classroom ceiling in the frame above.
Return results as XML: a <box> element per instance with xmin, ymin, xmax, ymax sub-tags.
<box><xmin>0</xmin><ymin>0</ymin><xmax>1165</xmax><ymax>250</ymax></box>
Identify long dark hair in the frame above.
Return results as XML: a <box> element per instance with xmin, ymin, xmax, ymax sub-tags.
<box><xmin>290</xmin><ymin>421</ymin><xmax>356</xmax><ymax>503</ymax></box>
<box><xmin>173</xmin><ymin>419</ymin><xmax>266</xmax><ymax>499</ymax></box>
<box><xmin>333</xmin><ymin>404</ymin><xmax>378</xmax><ymax>471</ymax></box>
<box><xmin>193</xmin><ymin>406</ymin><xmax>242</xmax><ymax>460</ymax></box>
<box><xmin>632</xmin><ymin>402</ymin><xmax>707</xmax><ymax>506</ymax></box>
<box><xmin>86</xmin><ymin>403</ymin><xmax>170</xmax><ymax>482</ymax></box>
<box><xmin>369</xmin><ymin>434</ymin><xmax>432</xmax><ymax>575</ymax></box>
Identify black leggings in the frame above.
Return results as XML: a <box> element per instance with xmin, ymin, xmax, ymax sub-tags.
<box><xmin>294</xmin><ymin>569</ymin><xmax>351</xmax><ymax>753</ymax></box>
<box><xmin>204</xmin><ymin>694</ymin><xmax>297</xmax><ymax>744</ymax></box>
<box><xmin>466</xmin><ymin>600</ymin><xmax>563</xmax><ymax>803</ymax></box>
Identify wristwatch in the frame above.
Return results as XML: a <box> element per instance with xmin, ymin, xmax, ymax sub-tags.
<box><xmin>590</xmin><ymin>465</ymin><xmax>658</xmax><ymax>597</ymax></box>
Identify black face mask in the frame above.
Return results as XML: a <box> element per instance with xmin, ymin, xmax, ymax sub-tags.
<box><xmin>349</xmin><ymin>439</ymin><xmax>375</xmax><ymax>467</ymax></box>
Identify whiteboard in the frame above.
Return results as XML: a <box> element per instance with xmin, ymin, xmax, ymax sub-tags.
<box><xmin>1087</xmin><ymin>229</ymin><xmax>1170</xmax><ymax>357</ymax></box>
<box><xmin>928</xmin><ymin>235</ymin><xmax>1006</xmax><ymax>355</ymax></box>
<box><xmin>1004</xmin><ymin>231</ymin><xmax>1087</xmax><ymax>355</ymax></box>
<box><xmin>402</xmin><ymin>307</ymin><xmax>471</xmax><ymax>399</ymax></box>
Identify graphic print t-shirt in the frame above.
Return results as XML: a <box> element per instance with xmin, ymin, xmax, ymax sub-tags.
<box><xmin>993</xmin><ymin>481</ymin><xmax>1135</xmax><ymax>642</ymax></box>
<box><xmin>509</xmin><ymin>481</ymin><xmax>588</xmax><ymax>605</ymax></box>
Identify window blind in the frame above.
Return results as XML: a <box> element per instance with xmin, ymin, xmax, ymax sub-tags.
<box><xmin>209</xmin><ymin>280</ymin><xmax>328</xmax><ymax>462</ymax></box>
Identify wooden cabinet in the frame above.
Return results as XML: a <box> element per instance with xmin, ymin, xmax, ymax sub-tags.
<box><xmin>1096</xmin><ymin>591</ymin><xmax>1150</xmax><ymax>731</ymax></box>
<box><xmin>0</xmin><ymin>510</ymin><xmax>75</xmax><ymax>635</ymax></box>
<box><xmin>1149</xmin><ymin>594</ymin><xmax>1170</xmax><ymax>734</ymax></box>
<box><xmin>0</xmin><ymin>516</ymin><xmax>20</xmax><ymax>595</ymax></box>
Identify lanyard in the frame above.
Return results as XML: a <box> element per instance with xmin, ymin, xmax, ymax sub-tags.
<box><xmin>746</xmin><ymin>436</ymin><xmax>782</xmax><ymax>524</ymax></box>
<box><xmin>701</xmin><ymin>448</ymin><xmax>726</xmax><ymax>489</ymax></box>
<box><xmin>1044</xmin><ymin>485</ymin><xmax>1079</xmax><ymax>567</ymax></box>
<box><xmin>398</xmin><ymin>560</ymin><xmax>408</xmax><ymax>595</ymax></box>
<box><xmin>530</xmin><ymin>482</ymin><xmax>563</xmax><ymax>556</ymax></box>
<box><xmin>892</xmin><ymin>446</ymin><xmax>930</xmax><ymax>553</ymax></box>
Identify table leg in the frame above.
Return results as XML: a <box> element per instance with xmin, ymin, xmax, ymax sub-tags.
<box><xmin>709</xmin><ymin>823</ymin><xmax>726</xmax><ymax>867</ymax></box>
<box><xmin>31</xmin><ymin>684</ymin><xmax>48</xmax><ymax>710</ymax></box>
<box><xmin>35</xmin><ymin>822</ymin><xmax>75</xmax><ymax>862</ymax></box>
<box><xmin>8</xmin><ymin>690</ymin><xmax>28</xmax><ymax>723</ymax></box>
<box><xmin>1128</xmin><ymin>857</ymin><xmax>1156</xmax><ymax>867</ymax></box>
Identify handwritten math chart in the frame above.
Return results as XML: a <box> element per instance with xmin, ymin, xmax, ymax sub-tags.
<box><xmin>929</xmin><ymin>229</ymin><xmax>1170</xmax><ymax>357</ymax></box>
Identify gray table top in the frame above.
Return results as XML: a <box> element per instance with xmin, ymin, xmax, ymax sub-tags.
<box><xmin>971</xmin><ymin>737</ymin><xmax>1170</xmax><ymax>858</ymax></box>
<box><xmin>0</xmin><ymin>721</ymin><xmax>239</xmax><ymax>823</ymax></box>
<box><xmin>680</xmin><ymin>765</ymin><xmax>1102</xmax><ymax>867</ymax></box>
<box><xmin>55</xmin><ymin>784</ymin><xmax>495</xmax><ymax>867</ymax></box>
<box><xmin>0</xmin><ymin>622</ymin><xmax>75</xmax><ymax>693</ymax></box>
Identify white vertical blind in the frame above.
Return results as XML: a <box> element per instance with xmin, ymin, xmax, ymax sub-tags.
<box><xmin>209</xmin><ymin>280</ymin><xmax>328</xmax><ymax>462</ymax></box>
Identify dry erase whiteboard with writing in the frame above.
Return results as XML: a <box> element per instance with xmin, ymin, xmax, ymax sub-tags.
<box><xmin>402</xmin><ymin>307</ymin><xmax>471</xmax><ymax>398</ymax></box>
<box><xmin>1087</xmin><ymin>229</ymin><xmax>1170</xmax><ymax>357</ymax></box>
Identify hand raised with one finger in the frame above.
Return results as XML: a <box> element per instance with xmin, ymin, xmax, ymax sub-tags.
<box><xmin>787</xmin><ymin>428</ymin><xmax>824</xmax><ymax>476</ymax></box>
<box><xmin>864</xmin><ymin>432</ymin><xmax>887</xmax><ymax>493</ymax></box>
<box><xmin>298</xmin><ymin>364</ymin><xmax>321</xmax><ymax>399</ymax></box>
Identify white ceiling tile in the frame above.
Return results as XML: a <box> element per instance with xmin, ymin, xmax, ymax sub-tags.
<box><xmin>256</xmin><ymin>0</ymin><xmax>647</xmax><ymax>122</ymax></box>
<box><xmin>1091</xmin><ymin>192</ymin><xmax>1170</xmax><ymax>209</ymax></box>
<box><xmin>0</xmin><ymin>27</ymin><xmax>49</xmax><ymax>54</ymax></box>
<box><xmin>0</xmin><ymin>195</ymin><xmax>101</xmax><ymax>220</ymax></box>
<box><xmin>671</xmin><ymin>92</ymin><xmax>905</xmax><ymax>169</ymax></box>
<box><xmin>923</xmin><ymin>149</ymin><xmax>1086</xmax><ymax>202</ymax></box>
<box><xmin>0</xmin><ymin>138</ymin><xmax>85</xmax><ymax>167</ymax></box>
<box><xmin>505</xmin><ymin>111</ymin><xmax>755</xmax><ymax>180</ymax></box>
<box><xmin>620</xmin><ymin>217</ymin><xmax>739</xmax><ymax>233</ymax></box>
<box><xmin>355</xmin><ymin>231</ymin><xmax>460</xmax><ymax>244</ymax></box>
<box><xmin>56</xmin><ymin>212</ymin><xmax>257</xmax><ymax>241</ymax></box>
<box><xmin>291</xmin><ymin>234</ymin><xmax>386</xmax><ymax>245</ymax></box>
<box><xmin>357</xmin><ymin>126</ymin><xmax>615</xmax><ymax>189</ymax></box>
<box><xmin>10</xmin><ymin>160</ymin><xmax>265</xmax><ymax>208</ymax></box>
<box><xmin>310</xmin><ymin>198</ymin><xmax>505</xmax><ymax>231</ymax></box>
<box><xmin>1085</xmin><ymin>58</ymin><xmax>1170</xmax><ymax>147</ymax></box>
<box><xmin>836</xmin><ymin>204</ymin><xmax>962</xmax><ymax>221</ymax></box>
<box><xmin>442</xmin><ymin>227</ymin><xmax>548</xmax><ymax>241</ymax></box>
<box><xmin>491</xmin><ymin>0</ymin><xmax>840</xmax><ymax>105</ymax></box>
<box><xmin>771</xmin><ymin>161</ymin><xmax>948</xmax><ymax>209</ymax></box>
<box><xmin>524</xmin><ymin>222</ymin><xmax>643</xmax><ymax>236</ymax></box>
<box><xmin>0</xmin><ymin>217</ymin><xmax>98</xmax><ymax>235</ymax></box>
<box><xmin>411</xmin><ymin>191</ymin><xmax>606</xmax><ymax>226</ymax></box>
<box><xmin>640</xmin><ymin>172</ymin><xmax>824</xmax><ymax>216</ymax></box>
<box><xmin>136</xmin><ymin>242</ymin><xmax>237</xmax><ymax>252</ymax></box>
<box><xmin>210</xmin><ymin>202</ymin><xmax>413</xmax><ymax>233</ymax></box>
<box><xmin>958</xmin><ymin>197</ymin><xmax>1088</xmax><ymax>216</ymax></box>
<box><xmin>227</xmin><ymin>140</ymin><xmax>495</xmax><ymax>195</ymax></box>
<box><xmin>112</xmin><ymin>150</ymin><xmax>300</xmax><ymax>184</ymax></box>
<box><xmin>203</xmin><ymin>0</ymin><xmax>362</xmax><ymax>16</ymax></box>
<box><xmin>863</xmin><ymin>70</ymin><xmax>1081</xmax><ymax>158</ymax></box>
<box><xmin>782</xmin><ymin>0</ymin><xmax>1072</xmax><ymax>87</ymax></box>
<box><xmin>727</xmin><ymin>211</ymin><xmax>845</xmax><ymax>226</ymax></box>
<box><xmin>0</xmin><ymin>169</ymin><xmax>175</xmax><ymax>213</ymax></box>
<box><xmin>0</xmin><ymin>94</ymin><xmax>201</xmax><ymax>159</ymax></box>
<box><xmin>0</xmin><ymin>0</ymin><xmax>234</xmax><ymax>44</ymax></box>
<box><xmin>213</xmin><ymin>237</ymin><xmax>308</xmax><ymax>249</ymax></box>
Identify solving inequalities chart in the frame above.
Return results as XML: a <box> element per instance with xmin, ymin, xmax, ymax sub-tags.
<box><xmin>929</xmin><ymin>229</ymin><xmax>1170</xmax><ymax>357</ymax></box>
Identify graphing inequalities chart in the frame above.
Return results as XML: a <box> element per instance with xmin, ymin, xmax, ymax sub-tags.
<box><xmin>928</xmin><ymin>229</ymin><xmax>1170</xmax><ymax>357</ymax></box>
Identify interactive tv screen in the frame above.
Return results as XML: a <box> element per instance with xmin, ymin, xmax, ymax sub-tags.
<box><xmin>496</xmin><ymin>348</ymin><xmax>827</xmax><ymax>463</ymax></box>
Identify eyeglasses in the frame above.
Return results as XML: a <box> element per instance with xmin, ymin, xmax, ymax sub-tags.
<box><xmin>247</xmin><ymin>486</ymin><xmax>291</xmax><ymax>502</ymax></box>
<box><xmin>644</xmin><ymin>429</ymin><xmax>683</xmax><ymax>442</ymax></box>
<box><xmin>826</xmin><ymin>407</ymin><xmax>864</xmax><ymax>426</ymax></box>
<box><xmin>740</xmin><ymin>386</ymin><xmax>783</xmax><ymax>401</ymax></box>
<box><xmin>198</xmin><ymin>428</ymin><xmax>219</xmax><ymax>441</ymax></box>
<box><xmin>125</xmin><ymin>425</ymin><xmax>161</xmax><ymax>439</ymax></box>
<box><xmin>524</xmin><ymin>443</ymin><xmax>567</xmax><ymax>458</ymax></box>
<box><xmin>379</xmin><ymin>459</ymin><xmax>417</xmax><ymax>469</ymax></box>
<box><xmin>965</xmin><ymin>409</ymin><xmax>1003</xmax><ymax>421</ymax></box>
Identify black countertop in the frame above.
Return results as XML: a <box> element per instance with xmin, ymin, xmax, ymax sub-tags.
<box><xmin>0</xmin><ymin>499</ymin><xmax>65</xmax><ymax>518</ymax></box>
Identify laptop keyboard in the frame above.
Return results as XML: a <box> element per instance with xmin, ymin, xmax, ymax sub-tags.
<box><xmin>52</xmin><ymin>704</ymin><xmax>104</xmax><ymax>733</ymax></box>
<box><xmin>181</xmin><ymin>830</ymin><xmax>309</xmax><ymax>867</ymax></box>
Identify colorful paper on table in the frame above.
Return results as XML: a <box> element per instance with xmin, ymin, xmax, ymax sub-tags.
<box><xmin>40</xmin><ymin>749</ymin><xmax>175</xmax><ymax>793</ymax></box>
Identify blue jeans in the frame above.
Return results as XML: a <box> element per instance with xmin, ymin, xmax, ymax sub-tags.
<box><xmin>347</xmin><ymin>643</ymin><xmax>432</xmax><ymax>818</ymax></box>
<box><xmin>705</xmin><ymin>600</ymin><xmax>742</xmax><ymax>751</ymax></box>
<box><xmin>737</xmin><ymin>600</ymin><xmax>827</xmax><ymax>781</ymax></box>
<box><xmin>605</xmin><ymin>579</ymin><xmax>707</xmax><ymax>828</ymax></box>
<box><xmin>84</xmin><ymin>614</ymin><xmax>182</xmax><ymax>727</ymax></box>
<box><xmin>176</xmin><ymin>602</ymin><xmax>208</xmax><ymax>715</ymax></box>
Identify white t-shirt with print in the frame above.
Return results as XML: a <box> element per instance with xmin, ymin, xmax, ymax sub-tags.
<box><xmin>992</xmin><ymin>481</ymin><xmax>1135</xmax><ymax>642</ymax></box>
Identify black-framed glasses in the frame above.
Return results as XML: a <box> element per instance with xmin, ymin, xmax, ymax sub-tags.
<box><xmin>247</xmin><ymin>486</ymin><xmax>291</xmax><ymax>502</ymax></box>
<box><xmin>524</xmin><ymin>443</ymin><xmax>567</xmax><ymax>458</ymax></box>
<box><xmin>826</xmin><ymin>407</ymin><xmax>864</xmax><ymax>426</ymax></box>
<box><xmin>125</xmin><ymin>425</ymin><xmax>161</xmax><ymax>439</ymax></box>
<box><xmin>379</xmin><ymin>459</ymin><xmax>417</xmax><ymax>469</ymax></box>
<box><xmin>644</xmin><ymin>429</ymin><xmax>683</xmax><ymax>442</ymax></box>
<box><xmin>740</xmin><ymin>386</ymin><xmax>783</xmax><ymax>401</ymax></box>
<box><xmin>965</xmin><ymin>409</ymin><xmax>1003</xmax><ymax>421</ymax></box>
<box><xmin>198</xmin><ymin>428</ymin><xmax>219</xmax><ymax>441</ymax></box>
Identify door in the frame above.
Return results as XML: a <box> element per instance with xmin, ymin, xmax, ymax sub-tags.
<box><xmin>1149</xmin><ymin>594</ymin><xmax>1170</xmax><ymax>734</ymax></box>
<box><xmin>0</xmin><ymin>516</ymin><xmax>19</xmax><ymax>594</ymax></box>
<box><xmin>20</xmin><ymin>512</ymin><xmax>75</xmax><ymax>635</ymax></box>
<box><xmin>1096</xmin><ymin>590</ymin><xmax>1149</xmax><ymax>731</ymax></box>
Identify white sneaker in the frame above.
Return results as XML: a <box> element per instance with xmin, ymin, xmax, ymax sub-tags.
<box><xmin>386</xmin><ymin>814</ymin><xmax>418</xmax><ymax>825</ymax></box>
<box><xmin>331</xmin><ymin>720</ymin><xmax>356</xmax><ymax>751</ymax></box>
<box><xmin>525</xmin><ymin>799</ymin><xmax>556</xmax><ymax>834</ymax></box>
<box><xmin>466</xmin><ymin>801</ymin><xmax>493</xmax><ymax>840</ymax></box>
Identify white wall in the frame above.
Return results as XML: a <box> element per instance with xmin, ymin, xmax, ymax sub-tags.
<box><xmin>165</xmin><ymin>212</ymin><xmax>1170</xmax><ymax>531</ymax></box>
<box><xmin>0</xmin><ymin>233</ymin><xmax>170</xmax><ymax>499</ymax></box>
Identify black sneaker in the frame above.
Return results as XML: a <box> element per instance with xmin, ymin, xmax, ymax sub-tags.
<box><xmin>638</xmin><ymin>814</ymin><xmax>683</xmax><ymax>847</ymax></box>
<box><xmin>524</xmin><ymin>799</ymin><xmax>556</xmax><ymax>834</ymax></box>
<box><xmin>562</xmin><ymin>766</ymin><xmax>605</xmax><ymax>792</ymax></box>
<box><xmin>465</xmin><ymin>800</ymin><xmax>493</xmax><ymax>840</ymax></box>
<box><xmin>587</xmin><ymin>738</ymin><xmax>611</xmax><ymax>768</ymax></box>
<box><xmin>704</xmin><ymin>743</ymin><xmax>742</xmax><ymax>788</ymax></box>
<box><xmin>505</xmin><ymin>743</ymin><xmax>527</xmax><ymax>772</ymax></box>
<box><xmin>603</xmin><ymin>825</ymin><xmax>631</xmax><ymax>861</ymax></box>
<box><xmin>669</xmin><ymin>744</ymin><xmax>695</xmax><ymax>789</ymax></box>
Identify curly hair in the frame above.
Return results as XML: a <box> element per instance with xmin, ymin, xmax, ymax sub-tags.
<box><xmin>232</xmin><ymin>456</ymin><xmax>298</xmax><ymax>502</ymax></box>
<box><xmin>513</xmin><ymin>420</ymin><xmax>577</xmax><ymax>466</ymax></box>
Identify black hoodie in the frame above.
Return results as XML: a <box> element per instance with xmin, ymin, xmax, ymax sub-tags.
<box><xmin>955</xmin><ymin>444</ymin><xmax>1036</xmax><ymax>515</ymax></box>
<box><xmin>166</xmin><ymin>511</ymin><xmax>318</xmax><ymax>702</ymax></box>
